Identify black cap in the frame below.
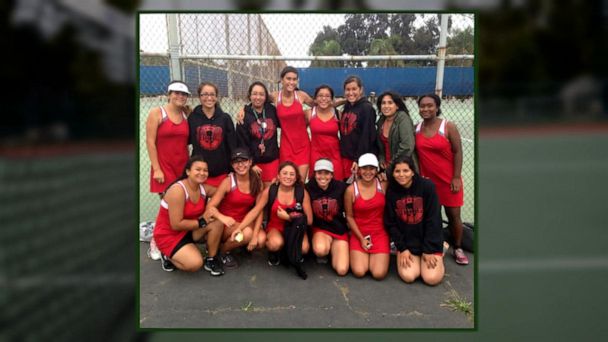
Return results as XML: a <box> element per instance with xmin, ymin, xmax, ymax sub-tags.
<box><xmin>231</xmin><ymin>147</ymin><xmax>251</xmax><ymax>161</ymax></box>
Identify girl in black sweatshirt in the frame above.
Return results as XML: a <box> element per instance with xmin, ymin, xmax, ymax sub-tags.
<box><xmin>384</xmin><ymin>156</ymin><xmax>444</xmax><ymax>286</ymax></box>
<box><xmin>338</xmin><ymin>75</ymin><xmax>377</xmax><ymax>181</ymax></box>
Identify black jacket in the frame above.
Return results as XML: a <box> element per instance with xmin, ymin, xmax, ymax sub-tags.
<box><xmin>188</xmin><ymin>105</ymin><xmax>236</xmax><ymax>177</ymax></box>
<box><xmin>339</xmin><ymin>97</ymin><xmax>378</xmax><ymax>161</ymax></box>
<box><xmin>306</xmin><ymin>179</ymin><xmax>348</xmax><ymax>236</ymax></box>
<box><xmin>384</xmin><ymin>174</ymin><xmax>443</xmax><ymax>255</ymax></box>
<box><xmin>236</xmin><ymin>103</ymin><xmax>280</xmax><ymax>164</ymax></box>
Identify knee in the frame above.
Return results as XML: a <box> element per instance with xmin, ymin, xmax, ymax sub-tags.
<box><xmin>242</xmin><ymin>227</ymin><xmax>253</xmax><ymax>243</ymax></box>
<box><xmin>334</xmin><ymin>264</ymin><xmax>349</xmax><ymax>277</ymax></box>
<box><xmin>313</xmin><ymin>243</ymin><xmax>330</xmax><ymax>257</ymax></box>
<box><xmin>371</xmin><ymin>268</ymin><xmax>388</xmax><ymax>281</ymax></box>
<box><xmin>182</xmin><ymin>258</ymin><xmax>203</xmax><ymax>273</ymax></box>
<box><xmin>266</xmin><ymin>238</ymin><xmax>283</xmax><ymax>251</ymax></box>
<box><xmin>399</xmin><ymin>270</ymin><xmax>418</xmax><ymax>283</ymax></box>
<box><xmin>422</xmin><ymin>273</ymin><xmax>443</xmax><ymax>286</ymax></box>
<box><xmin>351</xmin><ymin>265</ymin><xmax>367</xmax><ymax>278</ymax></box>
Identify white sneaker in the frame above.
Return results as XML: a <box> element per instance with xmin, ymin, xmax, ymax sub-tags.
<box><xmin>147</xmin><ymin>238</ymin><xmax>161</xmax><ymax>260</ymax></box>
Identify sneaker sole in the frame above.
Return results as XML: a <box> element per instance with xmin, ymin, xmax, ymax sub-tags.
<box><xmin>204</xmin><ymin>265</ymin><xmax>224</xmax><ymax>276</ymax></box>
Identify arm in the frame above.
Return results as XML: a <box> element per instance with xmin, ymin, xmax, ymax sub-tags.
<box><xmin>422</xmin><ymin>181</ymin><xmax>443</xmax><ymax>255</ymax></box>
<box><xmin>384</xmin><ymin>191</ymin><xmax>406</xmax><ymax>252</ymax></box>
<box><xmin>204</xmin><ymin>177</ymin><xmax>236</xmax><ymax>227</ymax></box>
<box><xmin>344</xmin><ymin>185</ymin><xmax>370</xmax><ymax>250</ymax></box>
<box><xmin>304</xmin><ymin>108</ymin><xmax>312</xmax><ymax>124</ymax></box>
<box><xmin>246</xmin><ymin>212</ymin><xmax>264</xmax><ymax>251</ymax></box>
<box><xmin>145</xmin><ymin>108</ymin><xmax>164</xmax><ymax>183</ymax></box>
<box><xmin>298</xmin><ymin>90</ymin><xmax>315</xmax><ymax>108</ymax></box>
<box><xmin>303</xmin><ymin>189</ymin><xmax>313</xmax><ymax>226</ymax></box>
<box><xmin>446</xmin><ymin>121</ymin><xmax>463</xmax><ymax>193</ymax></box>
<box><xmin>225</xmin><ymin>114</ymin><xmax>237</xmax><ymax>157</ymax></box>
<box><xmin>394</xmin><ymin>113</ymin><xmax>417</xmax><ymax>163</ymax></box>
<box><xmin>166</xmin><ymin>185</ymin><xmax>199</xmax><ymax>231</ymax></box>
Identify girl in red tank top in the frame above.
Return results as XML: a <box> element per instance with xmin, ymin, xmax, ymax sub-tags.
<box><xmin>273</xmin><ymin>66</ymin><xmax>315</xmax><ymax>180</ymax></box>
<box><xmin>233</xmin><ymin>161</ymin><xmax>313</xmax><ymax>266</ymax></box>
<box><xmin>344</xmin><ymin>153</ymin><xmax>390</xmax><ymax>280</ymax></box>
<box><xmin>205</xmin><ymin>148</ymin><xmax>263</xmax><ymax>269</ymax></box>
<box><xmin>307</xmin><ymin>85</ymin><xmax>344</xmax><ymax>181</ymax></box>
<box><xmin>146</xmin><ymin>81</ymin><xmax>191</xmax><ymax>194</ymax></box>
<box><xmin>415</xmin><ymin>94</ymin><xmax>469</xmax><ymax>266</ymax></box>
<box><xmin>152</xmin><ymin>156</ymin><xmax>223</xmax><ymax>273</ymax></box>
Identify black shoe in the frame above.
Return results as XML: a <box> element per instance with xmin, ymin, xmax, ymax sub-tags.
<box><xmin>204</xmin><ymin>257</ymin><xmax>224</xmax><ymax>276</ymax></box>
<box><xmin>161</xmin><ymin>254</ymin><xmax>175</xmax><ymax>272</ymax></box>
<box><xmin>267</xmin><ymin>252</ymin><xmax>280</xmax><ymax>266</ymax></box>
<box><xmin>221</xmin><ymin>253</ymin><xmax>239</xmax><ymax>269</ymax></box>
<box><xmin>294</xmin><ymin>264</ymin><xmax>307</xmax><ymax>280</ymax></box>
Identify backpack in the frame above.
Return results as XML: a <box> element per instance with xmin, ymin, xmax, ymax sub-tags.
<box><xmin>265</xmin><ymin>183</ymin><xmax>308</xmax><ymax>279</ymax></box>
<box><xmin>442</xmin><ymin>220</ymin><xmax>474</xmax><ymax>253</ymax></box>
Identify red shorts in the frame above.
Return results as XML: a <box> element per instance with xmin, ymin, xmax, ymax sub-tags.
<box><xmin>257</xmin><ymin>159</ymin><xmax>279</xmax><ymax>182</ymax></box>
<box><xmin>312</xmin><ymin>227</ymin><xmax>348</xmax><ymax>241</ymax></box>
<box><xmin>341</xmin><ymin>157</ymin><xmax>355</xmax><ymax>181</ymax></box>
<box><xmin>349</xmin><ymin>230</ymin><xmax>390</xmax><ymax>254</ymax></box>
<box><xmin>205</xmin><ymin>173</ymin><xmax>228</xmax><ymax>187</ymax></box>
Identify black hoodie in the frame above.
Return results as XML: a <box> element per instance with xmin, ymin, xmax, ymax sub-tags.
<box><xmin>188</xmin><ymin>105</ymin><xmax>236</xmax><ymax>177</ymax></box>
<box><xmin>384</xmin><ymin>174</ymin><xmax>443</xmax><ymax>255</ymax></box>
<box><xmin>236</xmin><ymin>102</ymin><xmax>280</xmax><ymax>164</ymax></box>
<box><xmin>306</xmin><ymin>179</ymin><xmax>348</xmax><ymax>236</ymax></box>
<box><xmin>339</xmin><ymin>97</ymin><xmax>377</xmax><ymax>161</ymax></box>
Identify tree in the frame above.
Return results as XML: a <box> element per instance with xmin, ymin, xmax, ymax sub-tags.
<box><xmin>368</xmin><ymin>37</ymin><xmax>405</xmax><ymax>67</ymax></box>
<box><xmin>309</xmin><ymin>39</ymin><xmax>343</xmax><ymax>67</ymax></box>
<box><xmin>446</xmin><ymin>26</ymin><xmax>474</xmax><ymax>67</ymax></box>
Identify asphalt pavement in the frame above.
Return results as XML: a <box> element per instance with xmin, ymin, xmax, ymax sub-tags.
<box><xmin>139</xmin><ymin>241</ymin><xmax>474</xmax><ymax>329</ymax></box>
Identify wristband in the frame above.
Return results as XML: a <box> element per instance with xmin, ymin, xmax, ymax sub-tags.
<box><xmin>198</xmin><ymin>217</ymin><xmax>207</xmax><ymax>228</ymax></box>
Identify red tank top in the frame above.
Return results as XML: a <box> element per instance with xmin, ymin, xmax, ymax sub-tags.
<box><xmin>218</xmin><ymin>173</ymin><xmax>256</xmax><ymax>223</ymax></box>
<box><xmin>150</xmin><ymin>107</ymin><xmax>189</xmax><ymax>193</ymax></box>
<box><xmin>309</xmin><ymin>107</ymin><xmax>343</xmax><ymax>180</ymax></box>
<box><xmin>352</xmin><ymin>180</ymin><xmax>385</xmax><ymax>233</ymax></box>
<box><xmin>415</xmin><ymin>119</ymin><xmax>463</xmax><ymax>207</ymax></box>
<box><xmin>266</xmin><ymin>195</ymin><xmax>296</xmax><ymax>232</ymax></box>
<box><xmin>153</xmin><ymin>181</ymin><xmax>206</xmax><ymax>256</ymax></box>
<box><xmin>276</xmin><ymin>91</ymin><xmax>310</xmax><ymax>165</ymax></box>
<box><xmin>379</xmin><ymin>130</ymin><xmax>390</xmax><ymax>164</ymax></box>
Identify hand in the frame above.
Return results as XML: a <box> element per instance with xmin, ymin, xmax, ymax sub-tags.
<box><xmin>230</xmin><ymin>228</ymin><xmax>242</xmax><ymax>242</ymax></box>
<box><xmin>220</xmin><ymin>215</ymin><xmax>236</xmax><ymax>228</ymax></box>
<box><xmin>236</xmin><ymin>107</ymin><xmax>245</xmax><ymax>124</ymax></box>
<box><xmin>450</xmin><ymin>177</ymin><xmax>462</xmax><ymax>193</ymax></box>
<box><xmin>379</xmin><ymin>161</ymin><xmax>387</xmax><ymax>170</ymax></box>
<box><xmin>153</xmin><ymin>169</ymin><xmax>165</xmax><ymax>184</ymax></box>
<box><xmin>360</xmin><ymin>236</ymin><xmax>372</xmax><ymax>250</ymax></box>
<box><xmin>252</xmin><ymin>165</ymin><xmax>262</xmax><ymax>176</ymax></box>
<box><xmin>247</xmin><ymin>235</ymin><xmax>258</xmax><ymax>251</ymax></box>
<box><xmin>422</xmin><ymin>253</ymin><xmax>438</xmax><ymax>269</ymax></box>
<box><xmin>377</xmin><ymin>171</ymin><xmax>387</xmax><ymax>182</ymax></box>
<box><xmin>276</xmin><ymin>206</ymin><xmax>290</xmax><ymax>221</ymax></box>
<box><xmin>351</xmin><ymin>161</ymin><xmax>358</xmax><ymax>174</ymax></box>
<box><xmin>399</xmin><ymin>250</ymin><xmax>414</xmax><ymax>268</ymax></box>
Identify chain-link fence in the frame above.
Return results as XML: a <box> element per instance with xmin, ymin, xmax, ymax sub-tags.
<box><xmin>139</xmin><ymin>13</ymin><xmax>475</xmax><ymax>223</ymax></box>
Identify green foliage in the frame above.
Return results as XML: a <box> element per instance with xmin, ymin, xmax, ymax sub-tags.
<box><xmin>447</xmin><ymin>26</ymin><xmax>474</xmax><ymax>67</ymax></box>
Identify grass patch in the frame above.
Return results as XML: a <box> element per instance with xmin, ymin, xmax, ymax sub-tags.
<box><xmin>441</xmin><ymin>288</ymin><xmax>473</xmax><ymax>322</ymax></box>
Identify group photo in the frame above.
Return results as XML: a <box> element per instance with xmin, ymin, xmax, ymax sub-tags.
<box><xmin>138</xmin><ymin>12</ymin><xmax>475</xmax><ymax>328</ymax></box>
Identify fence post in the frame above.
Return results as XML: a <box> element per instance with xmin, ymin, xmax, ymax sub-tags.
<box><xmin>167</xmin><ymin>14</ymin><xmax>182</xmax><ymax>81</ymax></box>
<box><xmin>435</xmin><ymin>14</ymin><xmax>449</xmax><ymax>97</ymax></box>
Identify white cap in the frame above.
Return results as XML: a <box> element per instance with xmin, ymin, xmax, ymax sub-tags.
<box><xmin>167</xmin><ymin>82</ymin><xmax>190</xmax><ymax>95</ymax></box>
<box><xmin>358</xmin><ymin>153</ymin><xmax>379</xmax><ymax>169</ymax></box>
<box><xmin>314</xmin><ymin>159</ymin><xmax>334</xmax><ymax>172</ymax></box>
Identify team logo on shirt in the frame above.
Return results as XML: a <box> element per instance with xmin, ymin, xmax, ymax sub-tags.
<box><xmin>197</xmin><ymin>124</ymin><xmax>223</xmax><ymax>150</ymax></box>
<box><xmin>250</xmin><ymin>119</ymin><xmax>276</xmax><ymax>140</ymax></box>
<box><xmin>395</xmin><ymin>196</ymin><xmax>423</xmax><ymax>224</ymax></box>
<box><xmin>312</xmin><ymin>197</ymin><xmax>339</xmax><ymax>221</ymax></box>
<box><xmin>339</xmin><ymin>111</ymin><xmax>358</xmax><ymax>136</ymax></box>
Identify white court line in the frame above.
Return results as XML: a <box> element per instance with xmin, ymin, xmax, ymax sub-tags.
<box><xmin>481</xmin><ymin>257</ymin><xmax>608</xmax><ymax>273</ymax></box>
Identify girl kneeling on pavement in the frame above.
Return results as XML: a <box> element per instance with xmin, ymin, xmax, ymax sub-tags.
<box><xmin>234</xmin><ymin>161</ymin><xmax>312</xmax><ymax>266</ymax></box>
<box><xmin>384</xmin><ymin>156</ymin><xmax>444</xmax><ymax>285</ymax></box>
<box><xmin>306</xmin><ymin>158</ymin><xmax>349</xmax><ymax>276</ymax></box>
<box><xmin>204</xmin><ymin>148</ymin><xmax>263</xmax><ymax>271</ymax></box>
<box><xmin>344</xmin><ymin>153</ymin><xmax>390</xmax><ymax>280</ymax></box>
<box><xmin>152</xmin><ymin>155</ymin><xmax>223</xmax><ymax>273</ymax></box>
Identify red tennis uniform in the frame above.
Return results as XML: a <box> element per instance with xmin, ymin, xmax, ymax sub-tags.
<box><xmin>415</xmin><ymin>119</ymin><xmax>464</xmax><ymax>207</ymax></box>
<box><xmin>276</xmin><ymin>91</ymin><xmax>310</xmax><ymax>166</ymax></box>
<box><xmin>153</xmin><ymin>181</ymin><xmax>206</xmax><ymax>256</ymax></box>
<box><xmin>218</xmin><ymin>173</ymin><xmax>256</xmax><ymax>224</ymax></box>
<box><xmin>349</xmin><ymin>180</ymin><xmax>390</xmax><ymax>254</ymax></box>
<box><xmin>309</xmin><ymin>107</ymin><xmax>344</xmax><ymax>180</ymax></box>
<box><xmin>266</xmin><ymin>197</ymin><xmax>296</xmax><ymax>235</ymax></box>
<box><xmin>150</xmin><ymin>107</ymin><xmax>189</xmax><ymax>193</ymax></box>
